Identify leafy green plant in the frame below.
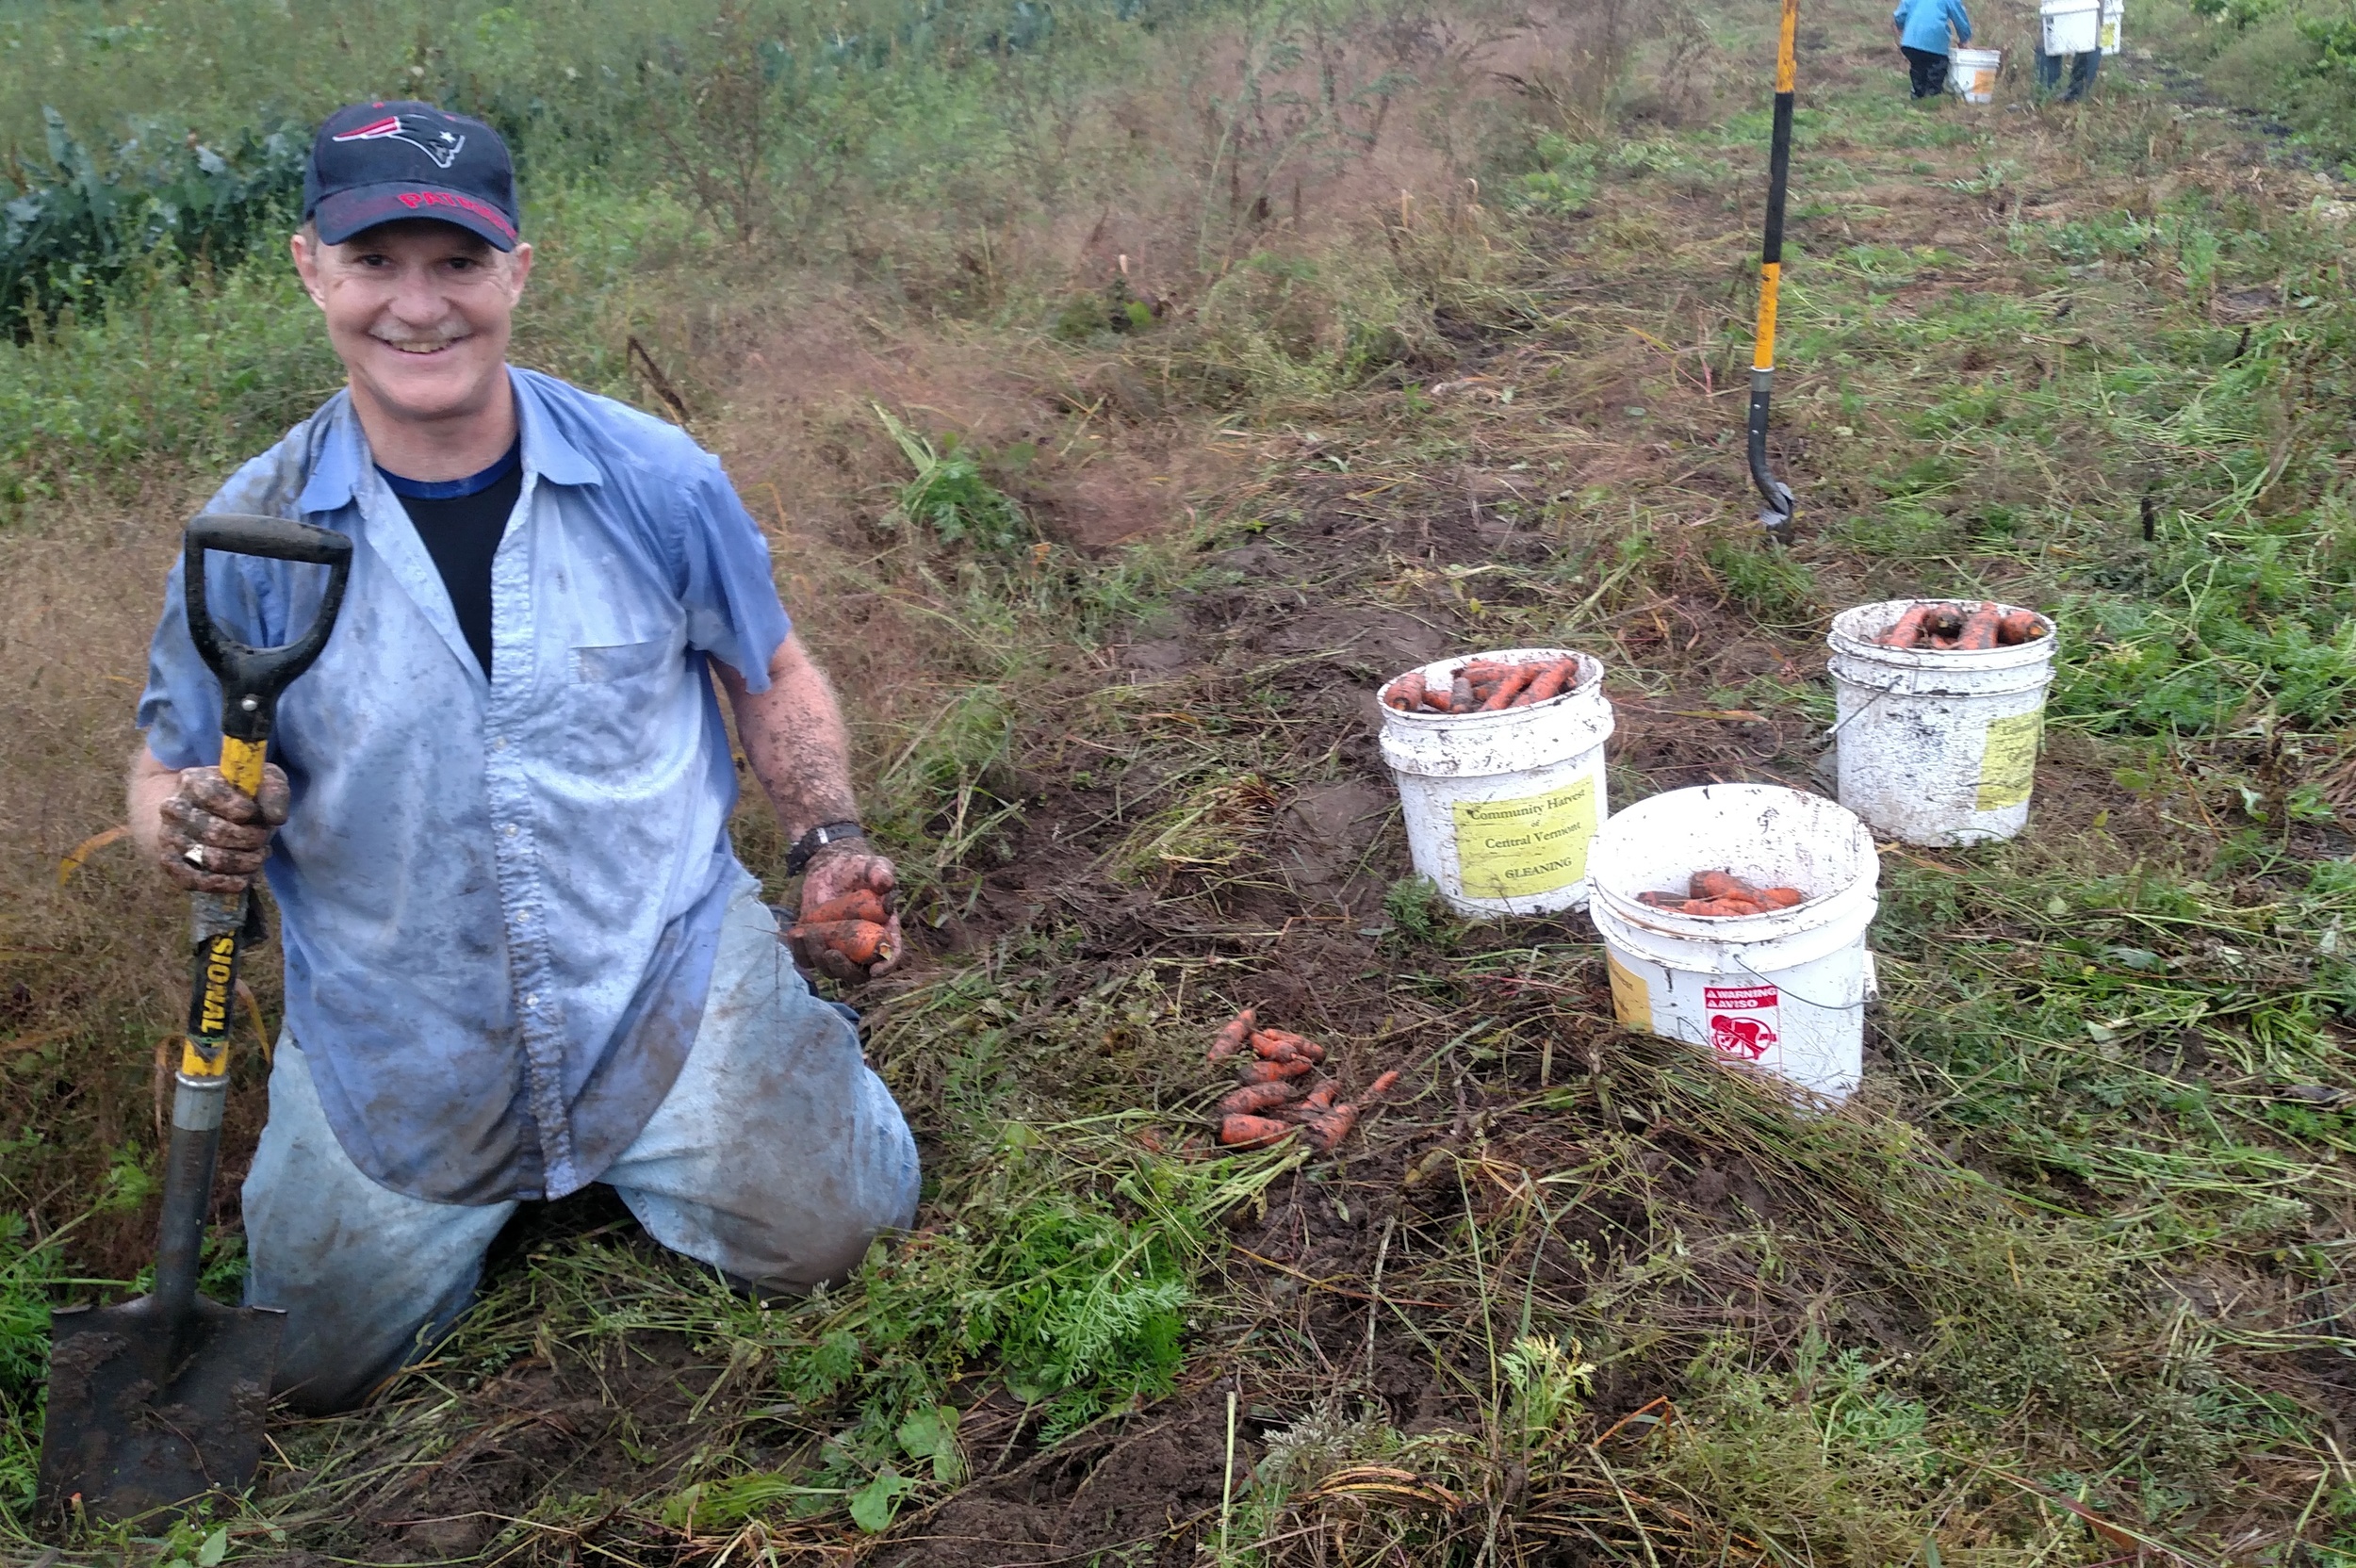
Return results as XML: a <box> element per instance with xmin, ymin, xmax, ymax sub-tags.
<box><xmin>1500</xmin><ymin>1335</ymin><xmax>1595</xmax><ymax>1453</ymax></box>
<box><xmin>2</xmin><ymin>108</ymin><xmax>306</xmax><ymax>337</ymax></box>
<box><xmin>1383</xmin><ymin>874</ymin><xmax>1446</xmax><ymax>940</ymax></box>
<box><xmin>1509</xmin><ymin>134</ymin><xmax>1600</xmax><ymax>217</ymax></box>
<box><xmin>1706</xmin><ymin>535</ymin><xmax>1819</xmax><ymax>624</ymax></box>
<box><xmin>875</xmin><ymin>403</ymin><xmax>1032</xmax><ymax>551</ymax></box>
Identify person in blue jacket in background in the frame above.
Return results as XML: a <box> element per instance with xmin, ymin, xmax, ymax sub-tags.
<box><xmin>1892</xmin><ymin>0</ymin><xmax>1972</xmax><ymax>99</ymax></box>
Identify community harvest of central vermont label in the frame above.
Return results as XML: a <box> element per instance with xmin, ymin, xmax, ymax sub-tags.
<box><xmin>1451</xmin><ymin>776</ymin><xmax>1598</xmax><ymax>899</ymax></box>
<box><xmin>1974</xmin><ymin>706</ymin><xmax>2045</xmax><ymax>811</ymax></box>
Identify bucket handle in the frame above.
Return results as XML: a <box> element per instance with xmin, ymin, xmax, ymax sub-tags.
<box><xmin>1732</xmin><ymin>949</ymin><xmax>1867</xmax><ymax>1011</ymax></box>
<box><xmin>1818</xmin><ymin>683</ymin><xmax>1892</xmax><ymax>746</ymax></box>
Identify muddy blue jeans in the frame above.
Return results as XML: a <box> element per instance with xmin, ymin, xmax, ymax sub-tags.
<box><xmin>241</xmin><ymin>884</ymin><xmax>920</xmax><ymax>1413</ymax></box>
<box><xmin>2037</xmin><ymin>48</ymin><xmax>2100</xmax><ymax>99</ymax></box>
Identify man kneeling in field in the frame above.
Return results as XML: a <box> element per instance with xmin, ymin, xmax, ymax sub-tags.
<box><xmin>128</xmin><ymin>101</ymin><xmax>918</xmax><ymax>1413</ymax></box>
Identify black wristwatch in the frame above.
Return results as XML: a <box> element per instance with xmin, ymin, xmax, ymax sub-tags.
<box><xmin>786</xmin><ymin>820</ymin><xmax>867</xmax><ymax>875</ymax></box>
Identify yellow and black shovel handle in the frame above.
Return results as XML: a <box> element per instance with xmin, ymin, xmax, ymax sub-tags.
<box><xmin>178</xmin><ymin>514</ymin><xmax>351</xmax><ymax>1066</ymax></box>
<box><xmin>158</xmin><ymin>514</ymin><xmax>350</xmax><ymax>1319</ymax></box>
<box><xmin>1747</xmin><ymin>0</ymin><xmax>1801</xmax><ymax>537</ymax></box>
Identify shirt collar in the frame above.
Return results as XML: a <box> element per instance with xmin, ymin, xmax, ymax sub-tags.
<box><xmin>297</xmin><ymin>370</ymin><xmax>600</xmax><ymax>515</ymax></box>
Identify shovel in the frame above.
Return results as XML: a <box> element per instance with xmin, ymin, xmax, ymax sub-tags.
<box><xmin>39</xmin><ymin>513</ymin><xmax>352</xmax><ymax>1524</ymax></box>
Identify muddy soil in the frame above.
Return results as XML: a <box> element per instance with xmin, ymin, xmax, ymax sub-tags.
<box><xmin>222</xmin><ymin>47</ymin><xmax>2356</xmax><ymax>1566</ymax></box>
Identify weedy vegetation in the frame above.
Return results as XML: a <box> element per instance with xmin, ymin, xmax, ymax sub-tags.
<box><xmin>3</xmin><ymin>0</ymin><xmax>2355</xmax><ymax>1560</ymax></box>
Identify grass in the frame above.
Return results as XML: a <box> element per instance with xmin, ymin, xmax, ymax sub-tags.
<box><xmin>4</xmin><ymin>0</ymin><xmax>2356</xmax><ymax>1560</ymax></box>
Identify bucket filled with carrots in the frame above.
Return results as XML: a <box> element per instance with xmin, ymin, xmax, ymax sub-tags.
<box><xmin>1375</xmin><ymin>649</ymin><xmax>1614</xmax><ymax>917</ymax></box>
<box><xmin>1588</xmin><ymin>784</ymin><xmax>1880</xmax><ymax>1104</ymax></box>
<box><xmin>1826</xmin><ymin>598</ymin><xmax>2057</xmax><ymax>847</ymax></box>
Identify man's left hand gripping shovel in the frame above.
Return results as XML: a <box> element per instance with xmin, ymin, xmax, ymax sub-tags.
<box><xmin>39</xmin><ymin>514</ymin><xmax>352</xmax><ymax>1526</ymax></box>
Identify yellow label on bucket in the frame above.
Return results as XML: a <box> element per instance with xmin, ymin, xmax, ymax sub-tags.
<box><xmin>1452</xmin><ymin>776</ymin><xmax>1599</xmax><ymax>899</ymax></box>
<box><xmin>1975</xmin><ymin>707</ymin><xmax>2045</xmax><ymax>810</ymax></box>
<box><xmin>1606</xmin><ymin>949</ymin><xmax>1651</xmax><ymax>1032</ymax></box>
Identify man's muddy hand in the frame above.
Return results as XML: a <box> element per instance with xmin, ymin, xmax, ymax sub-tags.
<box><xmin>157</xmin><ymin>764</ymin><xmax>290</xmax><ymax>894</ymax></box>
<box><xmin>792</xmin><ymin>843</ymin><xmax>905</xmax><ymax>980</ymax></box>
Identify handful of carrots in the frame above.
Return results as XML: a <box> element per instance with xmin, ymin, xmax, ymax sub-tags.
<box><xmin>1383</xmin><ymin>655</ymin><xmax>1581</xmax><ymax>714</ymax></box>
<box><xmin>788</xmin><ymin>888</ymin><xmax>896</xmax><ymax>972</ymax></box>
<box><xmin>1637</xmin><ymin>869</ymin><xmax>1807</xmax><ymax>918</ymax></box>
<box><xmin>1203</xmin><ymin>1007</ymin><xmax>1399</xmax><ymax>1153</ymax></box>
<box><xmin>1873</xmin><ymin>601</ymin><xmax>2046</xmax><ymax>652</ymax></box>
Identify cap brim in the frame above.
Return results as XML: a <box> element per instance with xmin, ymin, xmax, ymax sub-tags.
<box><xmin>314</xmin><ymin>181</ymin><xmax>517</xmax><ymax>251</ymax></box>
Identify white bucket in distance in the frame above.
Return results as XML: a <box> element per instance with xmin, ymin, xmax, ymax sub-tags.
<box><xmin>1949</xmin><ymin>46</ymin><xmax>2002</xmax><ymax>102</ymax></box>
<box><xmin>1826</xmin><ymin>599</ymin><xmax>2057</xmax><ymax>847</ymax></box>
<box><xmin>1588</xmin><ymin>785</ymin><xmax>1880</xmax><ymax>1104</ymax></box>
<box><xmin>1377</xmin><ymin>649</ymin><xmax>1613</xmax><ymax>918</ymax></box>
<box><xmin>2099</xmin><ymin>0</ymin><xmax>2122</xmax><ymax>53</ymax></box>
<box><xmin>2042</xmin><ymin>0</ymin><xmax>2102</xmax><ymax>55</ymax></box>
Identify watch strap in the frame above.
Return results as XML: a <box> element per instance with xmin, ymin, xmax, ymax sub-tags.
<box><xmin>787</xmin><ymin>820</ymin><xmax>867</xmax><ymax>875</ymax></box>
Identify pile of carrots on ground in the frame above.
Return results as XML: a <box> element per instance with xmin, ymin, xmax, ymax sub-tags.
<box><xmin>1873</xmin><ymin>601</ymin><xmax>2047</xmax><ymax>650</ymax></box>
<box><xmin>1383</xmin><ymin>654</ymin><xmax>1582</xmax><ymax>714</ymax></box>
<box><xmin>789</xmin><ymin>889</ymin><xmax>895</xmax><ymax>970</ymax></box>
<box><xmin>1638</xmin><ymin>869</ymin><xmax>1808</xmax><ymax>919</ymax></box>
<box><xmin>1206</xmin><ymin>1008</ymin><xmax>1397</xmax><ymax>1152</ymax></box>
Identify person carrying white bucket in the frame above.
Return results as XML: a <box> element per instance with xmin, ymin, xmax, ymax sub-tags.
<box><xmin>1377</xmin><ymin>649</ymin><xmax>1614</xmax><ymax>918</ymax></box>
<box><xmin>1825</xmin><ymin>598</ymin><xmax>2057</xmax><ymax>847</ymax></box>
<box><xmin>1891</xmin><ymin>0</ymin><xmax>1973</xmax><ymax>101</ymax></box>
<box><xmin>2038</xmin><ymin>0</ymin><xmax>2103</xmax><ymax>99</ymax></box>
<box><xmin>1587</xmin><ymin>785</ymin><xmax>1880</xmax><ymax>1105</ymax></box>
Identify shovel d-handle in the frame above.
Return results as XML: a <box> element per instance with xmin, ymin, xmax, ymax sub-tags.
<box><xmin>162</xmin><ymin>514</ymin><xmax>352</xmax><ymax>1323</ymax></box>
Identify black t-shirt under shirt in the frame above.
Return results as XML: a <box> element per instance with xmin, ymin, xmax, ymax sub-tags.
<box><xmin>379</xmin><ymin>441</ymin><xmax>522</xmax><ymax>678</ymax></box>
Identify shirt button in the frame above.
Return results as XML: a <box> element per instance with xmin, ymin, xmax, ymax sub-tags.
<box><xmin>524</xmin><ymin>992</ymin><xmax>539</xmax><ymax>1008</ymax></box>
<box><xmin>492</xmin><ymin>737</ymin><xmax>508</xmax><ymax>752</ymax></box>
<box><xmin>503</xmin><ymin>823</ymin><xmax>519</xmax><ymax>837</ymax></box>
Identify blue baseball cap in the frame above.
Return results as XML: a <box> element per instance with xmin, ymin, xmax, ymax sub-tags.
<box><xmin>303</xmin><ymin>101</ymin><xmax>519</xmax><ymax>252</ymax></box>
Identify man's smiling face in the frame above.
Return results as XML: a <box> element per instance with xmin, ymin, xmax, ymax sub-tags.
<box><xmin>292</xmin><ymin>218</ymin><xmax>533</xmax><ymax>431</ymax></box>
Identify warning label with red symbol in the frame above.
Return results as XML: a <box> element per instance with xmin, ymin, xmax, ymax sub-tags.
<box><xmin>1704</xmin><ymin>985</ymin><xmax>1779</xmax><ymax>1060</ymax></box>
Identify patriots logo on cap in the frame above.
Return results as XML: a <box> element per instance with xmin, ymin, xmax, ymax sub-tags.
<box><xmin>331</xmin><ymin>114</ymin><xmax>466</xmax><ymax>170</ymax></box>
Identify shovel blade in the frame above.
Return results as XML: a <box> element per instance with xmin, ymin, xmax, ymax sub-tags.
<box><xmin>37</xmin><ymin>1292</ymin><xmax>285</xmax><ymax>1523</ymax></box>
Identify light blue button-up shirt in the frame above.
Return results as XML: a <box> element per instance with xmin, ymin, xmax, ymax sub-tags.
<box><xmin>139</xmin><ymin>368</ymin><xmax>791</xmax><ymax>1204</ymax></box>
<box><xmin>1894</xmin><ymin>0</ymin><xmax>1971</xmax><ymax>52</ymax></box>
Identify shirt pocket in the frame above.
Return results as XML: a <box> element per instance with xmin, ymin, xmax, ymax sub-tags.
<box><xmin>571</xmin><ymin>639</ymin><xmax>674</xmax><ymax>684</ymax></box>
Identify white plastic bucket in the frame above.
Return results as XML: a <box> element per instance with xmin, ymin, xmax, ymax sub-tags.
<box><xmin>1588</xmin><ymin>785</ymin><xmax>1880</xmax><ymax>1104</ymax></box>
<box><xmin>1949</xmin><ymin>46</ymin><xmax>2002</xmax><ymax>102</ymax></box>
<box><xmin>2099</xmin><ymin>0</ymin><xmax>2122</xmax><ymax>53</ymax></box>
<box><xmin>1826</xmin><ymin>600</ymin><xmax>2057</xmax><ymax>847</ymax></box>
<box><xmin>1377</xmin><ymin>649</ymin><xmax>1613</xmax><ymax>917</ymax></box>
<box><xmin>2042</xmin><ymin>0</ymin><xmax>2101</xmax><ymax>55</ymax></box>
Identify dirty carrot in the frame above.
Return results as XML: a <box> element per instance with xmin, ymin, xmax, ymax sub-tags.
<box><xmin>1450</xmin><ymin>674</ymin><xmax>1475</xmax><ymax>711</ymax></box>
<box><xmin>1300</xmin><ymin>1081</ymin><xmax>1338</xmax><ymax>1111</ymax></box>
<box><xmin>1955</xmin><ymin>601</ymin><xmax>2000</xmax><ymax>651</ymax></box>
<box><xmin>1236</xmin><ymin>1056</ymin><xmax>1315</xmax><ymax>1085</ymax></box>
<box><xmin>1218</xmin><ymin>1081</ymin><xmax>1300</xmax><ymax>1117</ymax></box>
<box><xmin>1251</xmin><ymin>1029</ymin><xmax>1324</xmax><ymax>1062</ymax></box>
<box><xmin>1997</xmin><ymin>610</ymin><xmax>2046</xmax><ymax>645</ymax></box>
<box><xmin>788</xmin><ymin>919</ymin><xmax>892</xmax><ymax>966</ymax></box>
<box><xmin>1367</xmin><ymin>1070</ymin><xmax>1401</xmax><ymax>1096</ymax></box>
<box><xmin>1518</xmin><ymin>659</ymin><xmax>1574</xmax><ymax>706</ymax></box>
<box><xmin>1759</xmin><ymin>886</ymin><xmax>1805</xmax><ymax>908</ymax></box>
<box><xmin>803</xmin><ymin>889</ymin><xmax>889</xmax><ymax>926</ymax></box>
<box><xmin>1637</xmin><ymin>890</ymin><xmax>1687</xmax><ymax>909</ymax></box>
<box><xmin>1877</xmin><ymin>603</ymin><xmax>1931</xmax><ymax>649</ymax></box>
<box><xmin>1682</xmin><ymin>898</ymin><xmax>1765</xmax><ymax>917</ymax></box>
<box><xmin>1481</xmin><ymin>665</ymin><xmax>1536</xmax><ymax>710</ymax></box>
<box><xmin>1303</xmin><ymin>1103</ymin><xmax>1359</xmax><ymax>1152</ymax></box>
<box><xmin>1207</xmin><ymin>1008</ymin><xmax>1257</xmax><ymax>1064</ymax></box>
<box><xmin>1690</xmin><ymin>869</ymin><xmax>1760</xmax><ymax>903</ymax></box>
<box><xmin>1219</xmin><ymin>1114</ymin><xmax>1296</xmax><ymax>1150</ymax></box>
<box><xmin>1385</xmin><ymin>672</ymin><xmax>1426</xmax><ymax>711</ymax></box>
